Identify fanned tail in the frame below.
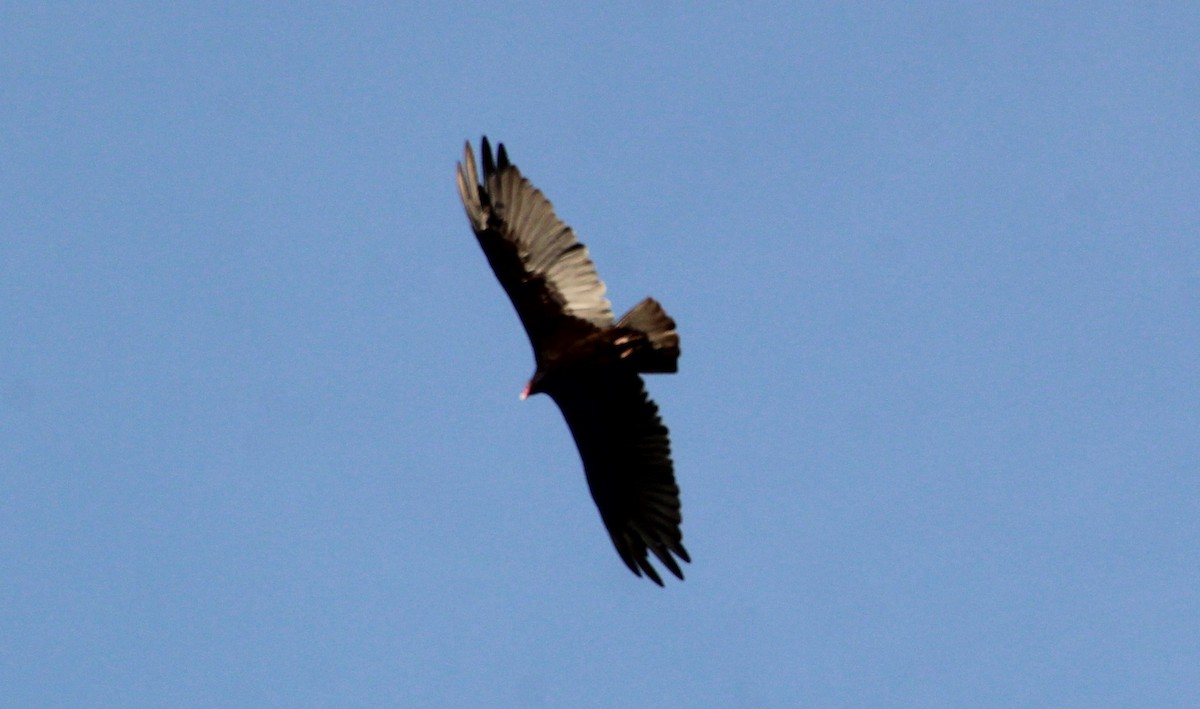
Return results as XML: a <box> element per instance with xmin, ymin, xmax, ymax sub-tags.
<box><xmin>615</xmin><ymin>298</ymin><xmax>680</xmax><ymax>374</ymax></box>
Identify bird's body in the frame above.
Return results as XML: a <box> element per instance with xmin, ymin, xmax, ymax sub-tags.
<box><xmin>456</xmin><ymin>137</ymin><xmax>689</xmax><ymax>585</ymax></box>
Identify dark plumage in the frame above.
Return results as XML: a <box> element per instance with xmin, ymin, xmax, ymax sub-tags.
<box><xmin>456</xmin><ymin>137</ymin><xmax>689</xmax><ymax>585</ymax></box>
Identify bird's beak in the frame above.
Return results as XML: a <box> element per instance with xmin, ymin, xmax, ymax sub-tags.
<box><xmin>520</xmin><ymin>383</ymin><xmax>531</xmax><ymax>400</ymax></box>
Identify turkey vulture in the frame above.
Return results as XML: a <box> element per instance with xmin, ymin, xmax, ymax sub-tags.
<box><xmin>456</xmin><ymin>137</ymin><xmax>689</xmax><ymax>585</ymax></box>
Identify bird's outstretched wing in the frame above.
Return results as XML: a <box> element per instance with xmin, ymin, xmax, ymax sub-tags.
<box><xmin>457</xmin><ymin>137</ymin><xmax>614</xmax><ymax>359</ymax></box>
<box><xmin>548</xmin><ymin>371</ymin><xmax>689</xmax><ymax>585</ymax></box>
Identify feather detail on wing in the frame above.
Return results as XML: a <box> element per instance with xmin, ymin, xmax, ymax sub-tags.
<box><xmin>547</xmin><ymin>372</ymin><xmax>689</xmax><ymax>585</ymax></box>
<box><xmin>457</xmin><ymin>138</ymin><xmax>614</xmax><ymax>357</ymax></box>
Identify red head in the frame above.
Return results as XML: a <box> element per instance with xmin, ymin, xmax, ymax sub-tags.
<box><xmin>521</xmin><ymin>371</ymin><xmax>546</xmax><ymax>400</ymax></box>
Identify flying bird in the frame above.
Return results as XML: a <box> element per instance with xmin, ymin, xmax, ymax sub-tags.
<box><xmin>456</xmin><ymin>137</ymin><xmax>689</xmax><ymax>585</ymax></box>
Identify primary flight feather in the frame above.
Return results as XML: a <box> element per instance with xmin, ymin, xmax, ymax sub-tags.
<box><xmin>456</xmin><ymin>137</ymin><xmax>689</xmax><ymax>585</ymax></box>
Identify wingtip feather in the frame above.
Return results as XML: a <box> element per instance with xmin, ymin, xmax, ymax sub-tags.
<box><xmin>481</xmin><ymin>136</ymin><xmax>495</xmax><ymax>178</ymax></box>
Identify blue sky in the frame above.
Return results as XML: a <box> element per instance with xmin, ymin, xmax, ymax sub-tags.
<box><xmin>3</xmin><ymin>3</ymin><xmax>1197</xmax><ymax>706</ymax></box>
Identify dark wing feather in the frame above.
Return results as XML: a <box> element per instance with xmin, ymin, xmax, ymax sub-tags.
<box><xmin>548</xmin><ymin>371</ymin><xmax>689</xmax><ymax>585</ymax></box>
<box><xmin>456</xmin><ymin>138</ymin><xmax>614</xmax><ymax>358</ymax></box>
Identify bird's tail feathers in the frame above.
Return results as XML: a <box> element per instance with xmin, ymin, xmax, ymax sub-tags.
<box><xmin>616</xmin><ymin>298</ymin><xmax>680</xmax><ymax>374</ymax></box>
